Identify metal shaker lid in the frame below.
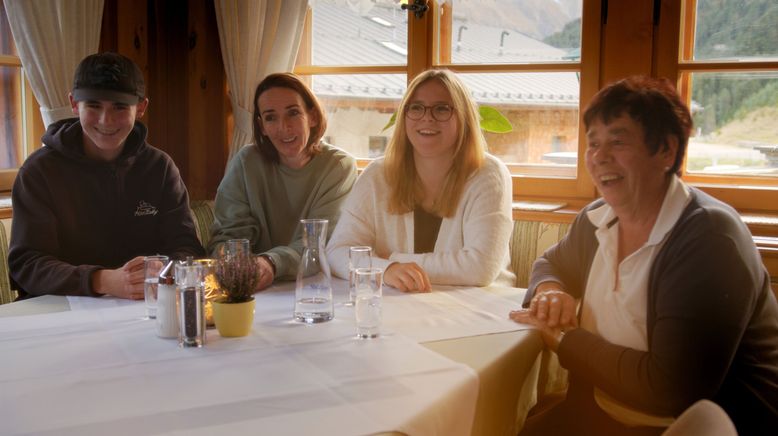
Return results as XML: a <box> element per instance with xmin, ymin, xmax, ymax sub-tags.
<box><xmin>158</xmin><ymin>260</ymin><xmax>176</xmax><ymax>285</ymax></box>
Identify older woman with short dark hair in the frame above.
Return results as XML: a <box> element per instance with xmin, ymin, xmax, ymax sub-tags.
<box><xmin>209</xmin><ymin>73</ymin><xmax>357</xmax><ymax>291</ymax></box>
<box><xmin>511</xmin><ymin>76</ymin><xmax>778</xmax><ymax>435</ymax></box>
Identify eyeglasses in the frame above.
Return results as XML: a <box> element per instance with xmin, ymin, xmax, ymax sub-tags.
<box><xmin>404</xmin><ymin>103</ymin><xmax>455</xmax><ymax>121</ymax></box>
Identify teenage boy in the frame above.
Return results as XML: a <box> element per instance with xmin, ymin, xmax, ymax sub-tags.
<box><xmin>8</xmin><ymin>52</ymin><xmax>204</xmax><ymax>300</ymax></box>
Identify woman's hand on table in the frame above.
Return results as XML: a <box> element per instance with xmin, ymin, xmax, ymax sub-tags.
<box><xmin>91</xmin><ymin>256</ymin><xmax>146</xmax><ymax>299</ymax></box>
<box><xmin>384</xmin><ymin>262</ymin><xmax>432</xmax><ymax>293</ymax></box>
<box><xmin>528</xmin><ymin>288</ymin><xmax>578</xmax><ymax>329</ymax></box>
<box><xmin>509</xmin><ymin>285</ymin><xmax>578</xmax><ymax>352</ymax></box>
<box><xmin>254</xmin><ymin>255</ymin><xmax>275</xmax><ymax>292</ymax></box>
<box><xmin>509</xmin><ymin>309</ymin><xmax>570</xmax><ymax>352</ymax></box>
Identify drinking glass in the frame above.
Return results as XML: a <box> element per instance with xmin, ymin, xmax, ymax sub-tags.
<box><xmin>223</xmin><ymin>238</ymin><xmax>251</xmax><ymax>261</ymax></box>
<box><xmin>354</xmin><ymin>267</ymin><xmax>383</xmax><ymax>339</ymax></box>
<box><xmin>143</xmin><ymin>255</ymin><xmax>169</xmax><ymax>319</ymax></box>
<box><xmin>348</xmin><ymin>246</ymin><xmax>372</xmax><ymax>306</ymax></box>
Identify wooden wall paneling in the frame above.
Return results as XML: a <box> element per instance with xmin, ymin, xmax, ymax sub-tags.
<box><xmin>99</xmin><ymin>0</ymin><xmax>118</xmax><ymax>53</ymax></box>
<box><xmin>437</xmin><ymin>2</ymin><xmax>451</xmax><ymax>64</ymax></box>
<box><xmin>186</xmin><ymin>0</ymin><xmax>226</xmax><ymax>201</ymax></box>
<box><xmin>116</xmin><ymin>0</ymin><xmax>148</xmax><ymax>86</ymax></box>
<box><xmin>652</xmin><ymin>0</ymin><xmax>682</xmax><ymax>82</ymax></box>
<box><xmin>100</xmin><ymin>0</ymin><xmax>150</xmax><ymax>90</ymax></box>
<box><xmin>145</xmin><ymin>0</ymin><xmax>168</xmax><ymax>168</ymax></box>
<box><xmin>600</xmin><ymin>0</ymin><xmax>655</xmax><ymax>85</ymax></box>
<box><xmin>147</xmin><ymin>0</ymin><xmax>189</xmax><ymax>188</ymax></box>
<box><xmin>101</xmin><ymin>1</ymin><xmax>228</xmax><ymax>201</ymax></box>
<box><xmin>206</xmin><ymin>2</ymin><xmax>228</xmax><ymax>201</ymax></box>
<box><xmin>575</xmin><ymin>0</ymin><xmax>602</xmax><ymax>200</ymax></box>
<box><xmin>186</xmin><ymin>0</ymin><xmax>205</xmax><ymax>199</ymax></box>
<box><xmin>406</xmin><ymin>0</ymin><xmax>433</xmax><ymax>79</ymax></box>
<box><xmin>104</xmin><ymin>0</ymin><xmax>151</xmax><ymax>135</ymax></box>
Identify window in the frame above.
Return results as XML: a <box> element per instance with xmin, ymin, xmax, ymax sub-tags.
<box><xmin>683</xmin><ymin>0</ymin><xmax>778</xmax><ymax>179</ymax></box>
<box><xmin>0</xmin><ymin>0</ymin><xmax>38</xmax><ymax>192</ymax></box>
<box><xmin>297</xmin><ymin>0</ymin><xmax>777</xmax><ymax>213</ymax></box>
<box><xmin>434</xmin><ymin>1</ymin><xmax>586</xmax><ymax>178</ymax></box>
<box><xmin>295</xmin><ymin>0</ymin><xmax>599</xmax><ymax>201</ymax></box>
<box><xmin>671</xmin><ymin>0</ymin><xmax>778</xmax><ymax>211</ymax></box>
<box><xmin>369</xmin><ymin>135</ymin><xmax>388</xmax><ymax>157</ymax></box>
<box><xmin>295</xmin><ymin>0</ymin><xmax>407</xmax><ymax>168</ymax></box>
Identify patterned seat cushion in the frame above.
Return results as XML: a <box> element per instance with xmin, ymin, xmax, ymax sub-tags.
<box><xmin>0</xmin><ymin>201</ymin><xmax>571</xmax><ymax>305</ymax></box>
<box><xmin>509</xmin><ymin>220</ymin><xmax>570</xmax><ymax>288</ymax></box>
<box><xmin>189</xmin><ymin>200</ymin><xmax>215</xmax><ymax>254</ymax></box>
<box><xmin>0</xmin><ymin>219</ymin><xmax>16</xmax><ymax>304</ymax></box>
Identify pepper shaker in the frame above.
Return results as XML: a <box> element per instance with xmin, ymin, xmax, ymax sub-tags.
<box><xmin>175</xmin><ymin>260</ymin><xmax>205</xmax><ymax>348</ymax></box>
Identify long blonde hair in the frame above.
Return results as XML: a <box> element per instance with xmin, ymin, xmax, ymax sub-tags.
<box><xmin>384</xmin><ymin>69</ymin><xmax>486</xmax><ymax>217</ymax></box>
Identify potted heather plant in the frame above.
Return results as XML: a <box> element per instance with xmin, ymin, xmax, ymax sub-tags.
<box><xmin>211</xmin><ymin>253</ymin><xmax>260</xmax><ymax>337</ymax></box>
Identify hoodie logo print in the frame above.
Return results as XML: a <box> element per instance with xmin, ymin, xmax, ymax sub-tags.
<box><xmin>134</xmin><ymin>201</ymin><xmax>159</xmax><ymax>217</ymax></box>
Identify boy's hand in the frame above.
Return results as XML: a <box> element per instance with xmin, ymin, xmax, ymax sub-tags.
<box><xmin>92</xmin><ymin>256</ymin><xmax>146</xmax><ymax>299</ymax></box>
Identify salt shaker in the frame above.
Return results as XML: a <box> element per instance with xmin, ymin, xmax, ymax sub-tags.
<box><xmin>155</xmin><ymin>260</ymin><xmax>179</xmax><ymax>339</ymax></box>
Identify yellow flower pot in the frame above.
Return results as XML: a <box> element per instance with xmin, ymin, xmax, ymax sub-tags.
<box><xmin>212</xmin><ymin>297</ymin><xmax>255</xmax><ymax>337</ymax></box>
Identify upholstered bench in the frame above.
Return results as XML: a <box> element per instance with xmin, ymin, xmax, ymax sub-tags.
<box><xmin>0</xmin><ymin>218</ymin><xmax>12</xmax><ymax>304</ymax></box>
<box><xmin>0</xmin><ymin>201</ymin><xmax>571</xmax><ymax>304</ymax></box>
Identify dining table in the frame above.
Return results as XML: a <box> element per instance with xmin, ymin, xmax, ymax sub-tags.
<box><xmin>0</xmin><ymin>279</ymin><xmax>543</xmax><ymax>436</ymax></box>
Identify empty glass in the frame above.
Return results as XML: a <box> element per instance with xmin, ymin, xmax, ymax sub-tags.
<box><xmin>143</xmin><ymin>255</ymin><xmax>169</xmax><ymax>319</ymax></box>
<box><xmin>294</xmin><ymin>219</ymin><xmax>333</xmax><ymax>323</ymax></box>
<box><xmin>354</xmin><ymin>267</ymin><xmax>383</xmax><ymax>339</ymax></box>
<box><xmin>222</xmin><ymin>238</ymin><xmax>251</xmax><ymax>261</ymax></box>
<box><xmin>348</xmin><ymin>246</ymin><xmax>372</xmax><ymax>305</ymax></box>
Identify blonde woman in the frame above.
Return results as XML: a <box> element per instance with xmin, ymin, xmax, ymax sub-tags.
<box><xmin>327</xmin><ymin>69</ymin><xmax>514</xmax><ymax>291</ymax></box>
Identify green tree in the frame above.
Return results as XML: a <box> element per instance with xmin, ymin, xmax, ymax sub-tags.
<box><xmin>543</xmin><ymin>18</ymin><xmax>580</xmax><ymax>49</ymax></box>
<box><xmin>692</xmin><ymin>0</ymin><xmax>778</xmax><ymax>135</ymax></box>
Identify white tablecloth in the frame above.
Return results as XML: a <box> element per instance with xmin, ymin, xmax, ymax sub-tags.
<box><xmin>0</xmin><ymin>280</ymin><xmax>532</xmax><ymax>436</ymax></box>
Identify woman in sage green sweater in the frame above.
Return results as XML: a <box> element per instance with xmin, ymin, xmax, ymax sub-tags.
<box><xmin>209</xmin><ymin>73</ymin><xmax>357</xmax><ymax>291</ymax></box>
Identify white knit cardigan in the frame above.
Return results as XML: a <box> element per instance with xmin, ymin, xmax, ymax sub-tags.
<box><xmin>326</xmin><ymin>154</ymin><xmax>516</xmax><ymax>287</ymax></box>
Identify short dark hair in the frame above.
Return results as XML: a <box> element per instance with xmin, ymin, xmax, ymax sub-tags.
<box><xmin>72</xmin><ymin>52</ymin><xmax>145</xmax><ymax>104</ymax></box>
<box><xmin>252</xmin><ymin>73</ymin><xmax>327</xmax><ymax>163</ymax></box>
<box><xmin>583</xmin><ymin>76</ymin><xmax>693</xmax><ymax>174</ymax></box>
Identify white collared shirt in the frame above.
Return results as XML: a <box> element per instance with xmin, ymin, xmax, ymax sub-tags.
<box><xmin>580</xmin><ymin>175</ymin><xmax>691</xmax><ymax>426</ymax></box>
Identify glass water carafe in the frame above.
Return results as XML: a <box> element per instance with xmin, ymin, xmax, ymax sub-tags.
<box><xmin>294</xmin><ymin>219</ymin><xmax>334</xmax><ymax>323</ymax></box>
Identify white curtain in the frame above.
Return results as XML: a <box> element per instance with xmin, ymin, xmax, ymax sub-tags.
<box><xmin>214</xmin><ymin>0</ymin><xmax>308</xmax><ymax>160</ymax></box>
<box><xmin>5</xmin><ymin>0</ymin><xmax>104</xmax><ymax>127</ymax></box>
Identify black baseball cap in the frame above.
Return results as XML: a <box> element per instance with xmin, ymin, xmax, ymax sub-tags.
<box><xmin>71</xmin><ymin>52</ymin><xmax>145</xmax><ymax>105</ymax></box>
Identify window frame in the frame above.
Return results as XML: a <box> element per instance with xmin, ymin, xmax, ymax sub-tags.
<box><xmin>0</xmin><ymin>52</ymin><xmax>39</xmax><ymax>192</ymax></box>
<box><xmin>432</xmin><ymin>0</ymin><xmax>601</xmax><ymax>203</ymax></box>
<box><xmin>666</xmin><ymin>0</ymin><xmax>778</xmax><ymax>214</ymax></box>
<box><xmin>294</xmin><ymin>0</ymin><xmax>601</xmax><ymax>205</ymax></box>
<box><xmin>295</xmin><ymin>0</ymin><xmax>777</xmax><ymax>216</ymax></box>
<box><xmin>293</xmin><ymin>2</ymin><xmax>408</xmax><ymax>168</ymax></box>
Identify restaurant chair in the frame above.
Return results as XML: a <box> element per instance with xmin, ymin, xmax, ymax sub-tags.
<box><xmin>189</xmin><ymin>200</ymin><xmax>215</xmax><ymax>253</ymax></box>
<box><xmin>509</xmin><ymin>220</ymin><xmax>570</xmax><ymax>289</ymax></box>
<box><xmin>0</xmin><ymin>220</ymin><xmax>16</xmax><ymax>304</ymax></box>
<box><xmin>661</xmin><ymin>399</ymin><xmax>737</xmax><ymax>436</ymax></box>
